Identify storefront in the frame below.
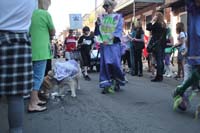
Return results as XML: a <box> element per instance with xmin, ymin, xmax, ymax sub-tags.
<box><xmin>115</xmin><ymin>0</ymin><xmax>164</xmax><ymax>34</ymax></box>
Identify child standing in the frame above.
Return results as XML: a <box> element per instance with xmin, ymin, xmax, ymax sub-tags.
<box><xmin>64</xmin><ymin>29</ymin><xmax>77</xmax><ymax>60</ymax></box>
<box><xmin>174</xmin><ymin>22</ymin><xmax>187</xmax><ymax>79</ymax></box>
<box><xmin>78</xmin><ymin>26</ymin><xmax>94</xmax><ymax>81</ymax></box>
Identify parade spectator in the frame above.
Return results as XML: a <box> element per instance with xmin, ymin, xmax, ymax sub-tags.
<box><xmin>163</xmin><ymin>26</ymin><xmax>174</xmax><ymax>78</ymax></box>
<box><xmin>121</xmin><ymin>31</ymin><xmax>131</xmax><ymax>73</ymax></box>
<box><xmin>64</xmin><ymin>29</ymin><xmax>78</xmax><ymax>60</ymax></box>
<box><xmin>0</xmin><ymin>0</ymin><xmax>35</xmax><ymax>132</ymax></box>
<box><xmin>147</xmin><ymin>11</ymin><xmax>167</xmax><ymax>82</ymax></box>
<box><xmin>78</xmin><ymin>26</ymin><xmax>94</xmax><ymax>81</ymax></box>
<box><xmin>28</xmin><ymin>0</ymin><xmax>55</xmax><ymax>113</ymax></box>
<box><xmin>128</xmin><ymin>23</ymin><xmax>136</xmax><ymax>76</ymax></box>
<box><xmin>95</xmin><ymin>0</ymin><xmax>125</xmax><ymax>94</ymax></box>
<box><xmin>173</xmin><ymin>22</ymin><xmax>187</xmax><ymax>79</ymax></box>
<box><xmin>132</xmin><ymin>20</ymin><xmax>145</xmax><ymax>77</ymax></box>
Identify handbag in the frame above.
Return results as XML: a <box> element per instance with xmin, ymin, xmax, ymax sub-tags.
<box><xmin>147</xmin><ymin>38</ymin><xmax>160</xmax><ymax>53</ymax></box>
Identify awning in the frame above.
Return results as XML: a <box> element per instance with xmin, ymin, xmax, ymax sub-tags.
<box><xmin>115</xmin><ymin>0</ymin><xmax>164</xmax><ymax>16</ymax></box>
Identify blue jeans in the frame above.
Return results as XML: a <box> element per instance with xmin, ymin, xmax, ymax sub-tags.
<box><xmin>33</xmin><ymin>60</ymin><xmax>47</xmax><ymax>91</ymax></box>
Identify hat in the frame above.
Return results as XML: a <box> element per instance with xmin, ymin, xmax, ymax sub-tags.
<box><xmin>103</xmin><ymin>0</ymin><xmax>117</xmax><ymax>8</ymax></box>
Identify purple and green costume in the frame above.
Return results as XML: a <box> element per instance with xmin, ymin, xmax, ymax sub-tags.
<box><xmin>95</xmin><ymin>13</ymin><xmax>125</xmax><ymax>88</ymax></box>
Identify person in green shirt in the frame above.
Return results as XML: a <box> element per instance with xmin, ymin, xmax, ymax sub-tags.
<box><xmin>28</xmin><ymin>0</ymin><xmax>55</xmax><ymax>113</ymax></box>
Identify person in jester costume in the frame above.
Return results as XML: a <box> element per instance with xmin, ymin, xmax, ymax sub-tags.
<box><xmin>94</xmin><ymin>0</ymin><xmax>126</xmax><ymax>94</ymax></box>
<box><xmin>173</xmin><ymin>0</ymin><xmax>200</xmax><ymax>111</ymax></box>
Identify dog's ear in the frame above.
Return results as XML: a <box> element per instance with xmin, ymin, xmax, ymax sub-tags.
<box><xmin>48</xmin><ymin>70</ymin><xmax>54</xmax><ymax>79</ymax></box>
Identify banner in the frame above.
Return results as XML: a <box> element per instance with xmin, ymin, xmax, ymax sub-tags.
<box><xmin>69</xmin><ymin>14</ymin><xmax>83</xmax><ymax>29</ymax></box>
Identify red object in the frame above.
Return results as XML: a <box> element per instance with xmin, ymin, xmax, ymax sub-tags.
<box><xmin>64</xmin><ymin>36</ymin><xmax>77</xmax><ymax>52</ymax></box>
<box><xmin>143</xmin><ymin>35</ymin><xmax>149</xmax><ymax>58</ymax></box>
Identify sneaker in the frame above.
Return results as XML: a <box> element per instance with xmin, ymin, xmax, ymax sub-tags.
<box><xmin>107</xmin><ymin>87</ymin><xmax>115</xmax><ymax>94</ymax></box>
<box><xmin>101</xmin><ymin>87</ymin><xmax>114</xmax><ymax>94</ymax></box>
<box><xmin>163</xmin><ymin>73</ymin><xmax>168</xmax><ymax>77</ymax></box>
<box><xmin>84</xmin><ymin>75</ymin><xmax>91</xmax><ymax>81</ymax></box>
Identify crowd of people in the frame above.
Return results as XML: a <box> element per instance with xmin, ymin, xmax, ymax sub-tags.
<box><xmin>0</xmin><ymin>0</ymin><xmax>200</xmax><ymax>132</ymax></box>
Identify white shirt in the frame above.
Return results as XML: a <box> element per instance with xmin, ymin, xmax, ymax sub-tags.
<box><xmin>0</xmin><ymin>0</ymin><xmax>36</xmax><ymax>32</ymax></box>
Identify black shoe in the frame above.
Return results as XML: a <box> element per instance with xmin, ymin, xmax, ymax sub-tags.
<box><xmin>131</xmin><ymin>73</ymin><xmax>138</xmax><ymax>76</ymax></box>
<box><xmin>138</xmin><ymin>74</ymin><xmax>143</xmax><ymax>77</ymax></box>
<box><xmin>151</xmin><ymin>76</ymin><xmax>163</xmax><ymax>82</ymax></box>
<box><xmin>114</xmin><ymin>84</ymin><xmax>120</xmax><ymax>92</ymax></box>
<box><xmin>101</xmin><ymin>88</ymin><xmax>108</xmax><ymax>94</ymax></box>
<box><xmin>84</xmin><ymin>75</ymin><xmax>91</xmax><ymax>81</ymax></box>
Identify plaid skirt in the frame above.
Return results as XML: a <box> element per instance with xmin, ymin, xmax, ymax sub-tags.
<box><xmin>0</xmin><ymin>31</ymin><xmax>33</xmax><ymax>95</ymax></box>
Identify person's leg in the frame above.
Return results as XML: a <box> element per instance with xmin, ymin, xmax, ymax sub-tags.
<box><xmin>177</xmin><ymin>62</ymin><xmax>181</xmax><ymax>78</ymax></box>
<box><xmin>138</xmin><ymin>50</ymin><xmax>143</xmax><ymax>76</ymax></box>
<box><xmin>183</xmin><ymin>63</ymin><xmax>192</xmax><ymax>83</ymax></box>
<box><xmin>99</xmin><ymin>46</ymin><xmax>113</xmax><ymax>93</ymax></box>
<box><xmin>134</xmin><ymin>50</ymin><xmax>138</xmax><ymax>75</ymax></box>
<box><xmin>181</xmin><ymin>61</ymin><xmax>184</xmax><ymax>78</ymax></box>
<box><xmin>174</xmin><ymin>67</ymin><xmax>200</xmax><ymax>97</ymax></box>
<box><xmin>7</xmin><ymin>95</ymin><xmax>24</xmax><ymax>133</ymax></box>
<box><xmin>152</xmin><ymin>49</ymin><xmax>164</xmax><ymax>81</ymax></box>
<box><xmin>45</xmin><ymin>59</ymin><xmax>52</xmax><ymax>76</ymax></box>
<box><xmin>126</xmin><ymin>50</ymin><xmax>131</xmax><ymax>70</ymax></box>
<box><xmin>130</xmin><ymin>45</ymin><xmax>135</xmax><ymax>75</ymax></box>
<box><xmin>147</xmin><ymin>54</ymin><xmax>151</xmax><ymax>72</ymax></box>
<box><xmin>28</xmin><ymin>60</ymin><xmax>47</xmax><ymax>111</ymax></box>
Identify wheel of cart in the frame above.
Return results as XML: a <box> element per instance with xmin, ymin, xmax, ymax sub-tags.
<box><xmin>90</xmin><ymin>48</ymin><xmax>100</xmax><ymax>72</ymax></box>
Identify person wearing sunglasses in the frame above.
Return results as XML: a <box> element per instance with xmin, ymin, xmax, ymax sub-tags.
<box><xmin>95</xmin><ymin>0</ymin><xmax>126</xmax><ymax>94</ymax></box>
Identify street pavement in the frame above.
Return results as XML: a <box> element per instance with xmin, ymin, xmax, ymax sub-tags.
<box><xmin>1</xmin><ymin>70</ymin><xmax>200</xmax><ymax>133</ymax></box>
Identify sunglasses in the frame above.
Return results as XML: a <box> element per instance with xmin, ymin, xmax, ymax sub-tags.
<box><xmin>103</xmin><ymin>4</ymin><xmax>110</xmax><ymax>9</ymax></box>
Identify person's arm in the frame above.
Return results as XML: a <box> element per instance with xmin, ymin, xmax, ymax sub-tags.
<box><xmin>127</xmin><ymin>32</ymin><xmax>134</xmax><ymax>41</ymax></box>
<box><xmin>77</xmin><ymin>36</ymin><xmax>83</xmax><ymax>49</ymax></box>
<box><xmin>133</xmin><ymin>34</ymin><xmax>144</xmax><ymax>42</ymax></box>
<box><xmin>46</xmin><ymin>11</ymin><xmax>56</xmax><ymax>39</ymax></box>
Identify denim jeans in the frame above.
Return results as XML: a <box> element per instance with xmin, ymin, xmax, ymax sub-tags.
<box><xmin>33</xmin><ymin>60</ymin><xmax>47</xmax><ymax>91</ymax></box>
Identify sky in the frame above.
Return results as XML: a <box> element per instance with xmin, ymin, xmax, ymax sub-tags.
<box><xmin>49</xmin><ymin>0</ymin><xmax>104</xmax><ymax>35</ymax></box>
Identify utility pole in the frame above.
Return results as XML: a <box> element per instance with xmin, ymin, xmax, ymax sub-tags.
<box><xmin>95</xmin><ymin>0</ymin><xmax>97</xmax><ymax>19</ymax></box>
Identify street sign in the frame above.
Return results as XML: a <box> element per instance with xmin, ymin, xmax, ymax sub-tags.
<box><xmin>69</xmin><ymin>14</ymin><xmax>83</xmax><ymax>29</ymax></box>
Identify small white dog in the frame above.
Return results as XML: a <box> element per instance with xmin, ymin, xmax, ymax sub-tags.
<box><xmin>41</xmin><ymin>60</ymin><xmax>81</xmax><ymax>98</ymax></box>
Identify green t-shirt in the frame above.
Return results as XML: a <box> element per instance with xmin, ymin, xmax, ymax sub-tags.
<box><xmin>30</xmin><ymin>9</ymin><xmax>54</xmax><ymax>61</ymax></box>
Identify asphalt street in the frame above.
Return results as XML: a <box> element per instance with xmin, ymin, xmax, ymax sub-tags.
<box><xmin>1</xmin><ymin>71</ymin><xmax>200</xmax><ymax>133</ymax></box>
